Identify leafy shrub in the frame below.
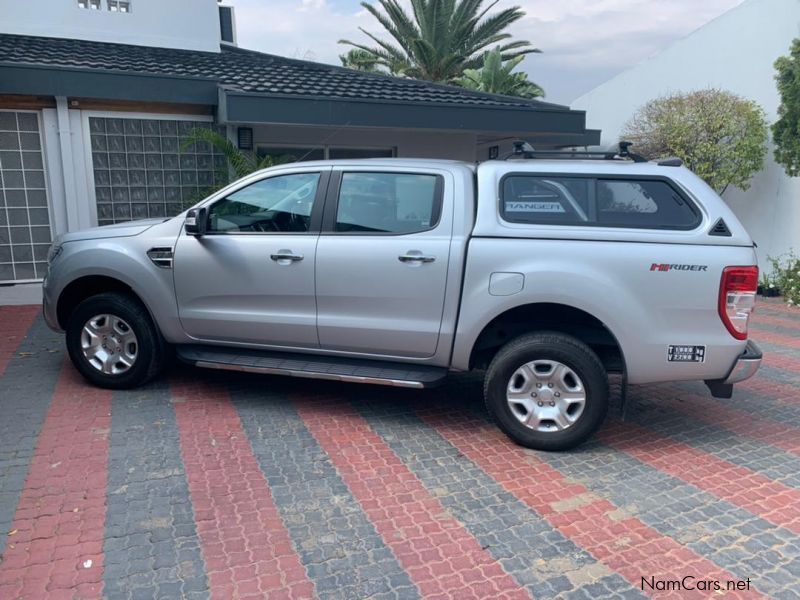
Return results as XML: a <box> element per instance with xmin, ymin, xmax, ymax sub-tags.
<box><xmin>622</xmin><ymin>89</ymin><xmax>768</xmax><ymax>194</ymax></box>
<box><xmin>773</xmin><ymin>38</ymin><xmax>800</xmax><ymax>176</ymax></box>
<box><xmin>767</xmin><ymin>250</ymin><xmax>800</xmax><ymax>306</ymax></box>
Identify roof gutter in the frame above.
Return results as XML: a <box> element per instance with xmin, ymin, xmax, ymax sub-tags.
<box><xmin>220</xmin><ymin>88</ymin><xmax>589</xmax><ymax>135</ymax></box>
<box><xmin>0</xmin><ymin>63</ymin><xmax>219</xmax><ymax>105</ymax></box>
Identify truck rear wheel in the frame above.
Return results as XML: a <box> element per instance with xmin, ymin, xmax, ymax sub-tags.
<box><xmin>65</xmin><ymin>292</ymin><xmax>167</xmax><ymax>389</ymax></box>
<box><xmin>484</xmin><ymin>332</ymin><xmax>609</xmax><ymax>451</ymax></box>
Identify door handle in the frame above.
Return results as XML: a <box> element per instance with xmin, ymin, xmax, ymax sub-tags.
<box><xmin>398</xmin><ymin>252</ymin><xmax>436</xmax><ymax>263</ymax></box>
<box><xmin>270</xmin><ymin>251</ymin><xmax>304</xmax><ymax>262</ymax></box>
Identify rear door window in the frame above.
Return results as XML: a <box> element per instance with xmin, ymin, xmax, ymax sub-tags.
<box><xmin>501</xmin><ymin>175</ymin><xmax>699</xmax><ymax>230</ymax></box>
<box><xmin>335</xmin><ymin>172</ymin><xmax>442</xmax><ymax>234</ymax></box>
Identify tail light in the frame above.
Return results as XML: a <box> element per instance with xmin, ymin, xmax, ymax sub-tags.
<box><xmin>719</xmin><ymin>266</ymin><xmax>758</xmax><ymax>339</ymax></box>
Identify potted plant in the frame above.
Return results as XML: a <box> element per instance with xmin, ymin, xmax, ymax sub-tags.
<box><xmin>758</xmin><ymin>271</ymin><xmax>780</xmax><ymax>297</ymax></box>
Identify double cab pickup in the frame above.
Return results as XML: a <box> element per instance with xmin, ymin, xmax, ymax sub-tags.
<box><xmin>43</xmin><ymin>149</ymin><xmax>762</xmax><ymax>450</ymax></box>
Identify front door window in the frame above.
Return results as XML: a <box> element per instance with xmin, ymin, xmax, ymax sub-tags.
<box><xmin>208</xmin><ymin>173</ymin><xmax>320</xmax><ymax>233</ymax></box>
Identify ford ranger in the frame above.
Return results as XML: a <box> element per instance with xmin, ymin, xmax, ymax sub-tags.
<box><xmin>42</xmin><ymin>145</ymin><xmax>763</xmax><ymax>450</ymax></box>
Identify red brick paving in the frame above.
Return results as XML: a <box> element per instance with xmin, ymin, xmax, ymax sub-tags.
<box><xmin>749</xmin><ymin>310</ymin><xmax>800</xmax><ymax>374</ymax></box>
<box><xmin>599</xmin><ymin>420</ymin><xmax>800</xmax><ymax>536</ymax></box>
<box><xmin>170</xmin><ymin>377</ymin><xmax>315</xmax><ymax>600</ymax></box>
<box><xmin>295</xmin><ymin>396</ymin><xmax>529</xmax><ymax>600</ymax></box>
<box><xmin>0</xmin><ymin>362</ymin><xmax>111</xmax><ymax>600</ymax></box>
<box><xmin>418</xmin><ymin>408</ymin><xmax>763</xmax><ymax>600</ymax></box>
<box><xmin>747</xmin><ymin>343</ymin><xmax>800</xmax><ymax>379</ymax></box>
<box><xmin>0</xmin><ymin>305</ymin><xmax>40</xmax><ymax>377</ymax></box>
<box><xmin>750</xmin><ymin>329</ymin><xmax>800</xmax><ymax>353</ymax></box>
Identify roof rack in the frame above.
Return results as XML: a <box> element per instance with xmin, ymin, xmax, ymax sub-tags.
<box><xmin>505</xmin><ymin>140</ymin><xmax>649</xmax><ymax>163</ymax></box>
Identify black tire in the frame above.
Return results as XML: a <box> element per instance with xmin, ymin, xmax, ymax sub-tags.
<box><xmin>65</xmin><ymin>292</ymin><xmax>167</xmax><ymax>389</ymax></box>
<box><xmin>484</xmin><ymin>331</ymin><xmax>609</xmax><ymax>451</ymax></box>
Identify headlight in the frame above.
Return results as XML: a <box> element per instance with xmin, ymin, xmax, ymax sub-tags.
<box><xmin>47</xmin><ymin>243</ymin><xmax>63</xmax><ymax>265</ymax></box>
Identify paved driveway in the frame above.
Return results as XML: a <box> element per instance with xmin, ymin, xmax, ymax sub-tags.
<box><xmin>0</xmin><ymin>301</ymin><xmax>798</xmax><ymax>599</ymax></box>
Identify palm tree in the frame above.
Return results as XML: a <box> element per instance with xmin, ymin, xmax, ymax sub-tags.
<box><xmin>456</xmin><ymin>48</ymin><xmax>543</xmax><ymax>98</ymax></box>
<box><xmin>179</xmin><ymin>129</ymin><xmax>295</xmax><ymax>205</ymax></box>
<box><xmin>339</xmin><ymin>0</ymin><xmax>539</xmax><ymax>83</ymax></box>
<box><xmin>340</xmin><ymin>48</ymin><xmax>383</xmax><ymax>73</ymax></box>
<box><xmin>181</xmin><ymin>128</ymin><xmax>292</xmax><ymax>182</ymax></box>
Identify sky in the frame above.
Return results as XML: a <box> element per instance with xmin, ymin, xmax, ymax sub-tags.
<box><xmin>233</xmin><ymin>0</ymin><xmax>747</xmax><ymax>105</ymax></box>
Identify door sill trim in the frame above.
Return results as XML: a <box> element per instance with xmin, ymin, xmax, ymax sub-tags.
<box><xmin>177</xmin><ymin>344</ymin><xmax>448</xmax><ymax>388</ymax></box>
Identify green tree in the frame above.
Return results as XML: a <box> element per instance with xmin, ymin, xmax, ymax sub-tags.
<box><xmin>340</xmin><ymin>48</ymin><xmax>383</xmax><ymax>73</ymax></box>
<box><xmin>339</xmin><ymin>0</ymin><xmax>539</xmax><ymax>83</ymax></box>
<box><xmin>773</xmin><ymin>38</ymin><xmax>800</xmax><ymax>177</ymax></box>
<box><xmin>456</xmin><ymin>48</ymin><xmax>543</xmax><ymax>98</ymax></box>
<box><xmin>622</xmin><ymin>90</ymin><xmax>768</xmax><ymax>194</ymax></box>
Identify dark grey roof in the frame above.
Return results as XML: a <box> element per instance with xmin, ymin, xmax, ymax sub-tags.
<box><xmin>0</xmin><ymin>33</ymin><xmax>567</xmax><ymax>111</ymax></box>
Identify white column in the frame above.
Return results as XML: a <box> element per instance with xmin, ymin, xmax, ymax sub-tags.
<box><xmin>40</xmin><ymin>108</ymin><xmax>68</xmax><ymax>237</ymax></box>
<box><xmin>54</xmin><ymin>97</ymin><xmax>81</xmax><ymax>232</ymax></box>
<box><xmin>68</xmin><ymin>109</ymin><xmax>96</xmax><ymax>229</ymax></box>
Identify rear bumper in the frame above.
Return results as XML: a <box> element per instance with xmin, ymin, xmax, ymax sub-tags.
<box><xmin>722</xmin><ymin>339</ymin><xmax>762</xmax><ymax>384</ymax></box>
<box><xmin>704</xmin><ymin>340</ymin><xmax>762</xmax><ymax>398</ymax></box>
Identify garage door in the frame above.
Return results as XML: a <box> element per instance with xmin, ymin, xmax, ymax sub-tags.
<box><xmin>0</xmin><ymin>110</ymin><xmax>51</xmax><ymax>283</ymax></box>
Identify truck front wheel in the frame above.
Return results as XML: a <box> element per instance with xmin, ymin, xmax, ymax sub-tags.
<box><xmin>484</xmin><ymin>332</ymin><xmax>609</xmax><ymax>451</ymax></box>
<box><xmin>65</xmin><ymin>292</ymin><xmax>167</xmax><ymax>389</ymax></box>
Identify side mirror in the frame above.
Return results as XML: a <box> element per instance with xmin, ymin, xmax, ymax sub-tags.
<box><xmin>185</xmin><ymin>207</ymin><xmax>208</xmax><ymax>236</ymax></box>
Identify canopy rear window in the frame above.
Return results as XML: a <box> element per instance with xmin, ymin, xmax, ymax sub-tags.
<box><xmin>500</xmin><ymin>175</ymin><xmax>701</xmax><ymax>230</ymax></box>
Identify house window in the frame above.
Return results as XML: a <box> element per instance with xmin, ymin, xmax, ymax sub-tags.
<box><xmin>77</xmin><ymin>0</ymin><xmax>101</xmax><ymax>9</ymax></box>
<box><xmin>257</xmin><ymin>145</ymin><xmax>395</xmax><ymax>163</ymax></box>
<box><xmin>107</xmin><ymin>0</ymin><xmax>131</xmax><ymax>12</ymax></box>
<box><xmin>329</xmin><ymin>147</ymin><xmax>394</xmax><ymax>160</ymax></box>
<box><xmin>257</xmin><ymin>146</ymin><xmax>324</xmax><ymax>164</ymax></box>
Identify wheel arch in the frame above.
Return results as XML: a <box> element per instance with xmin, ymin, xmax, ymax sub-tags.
<box><xmin>466</xmin><ymin>302</ymin><xmax>627</xmax><ymax>374</ymax></box>
<box><xmin>56</xmin><ymin>275</ymin><xmax>153</xmax><ymax>330</ymax></box>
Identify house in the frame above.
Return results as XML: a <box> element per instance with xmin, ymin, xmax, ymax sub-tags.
<box><xmin>572</xmin><ymin>0</ymin><xmax>800</xmax><ymax>273</ymax></box>
<box><xmin>0</xmin><ymin>0</ymin><xmax>597</xmax><ymax>285</ymax></box>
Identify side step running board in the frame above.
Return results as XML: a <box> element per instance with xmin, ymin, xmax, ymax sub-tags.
<box><xmin>176</xmin><ymin>344</ymin><xmax>448</xmax><ymax>388</ymax></box>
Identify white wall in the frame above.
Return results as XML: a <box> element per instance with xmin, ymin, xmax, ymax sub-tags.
<box><xmin>0</xmin><ymin>0</ymin><xmax>222</xmax><ymax>52</ymax></box>
<box><xmin>572</xmin><ymin>0</ymin><xmax>800</xmax><ymax>270</ymax></box>
<box><xmin>251</xmin><ymin>125</ymin><xmax>478</xmax><ymax>162</ymax></box>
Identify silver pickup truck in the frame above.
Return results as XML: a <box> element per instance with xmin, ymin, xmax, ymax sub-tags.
<box><xmin>42</xmin><ymin>148</ymin><xmax>762</xmax><ymax>450</ymax></box>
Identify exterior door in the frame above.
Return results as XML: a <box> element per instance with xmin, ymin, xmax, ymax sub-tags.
<box><xmin>174</xmin><ymin>169</ymin><xmax>329</xmax><ymax>347</ymax></box>
<box><xmin>315</xmin><ymin>169</ymin><xmax>452</xmax><ymax>358</ymax></box>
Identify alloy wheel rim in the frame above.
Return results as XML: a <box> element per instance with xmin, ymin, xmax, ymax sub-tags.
<box><xmin>506</xmin><ymin>359</ymin><xmax>586</xmax><ymax>432</ymax></box>
<box><xmin>80</xmin><ymin>314</ymin><xmax>138</xmax><ymax>375</ymax></box>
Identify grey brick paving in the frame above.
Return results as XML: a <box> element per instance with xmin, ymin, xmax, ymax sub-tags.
<box><xmin>624</xmin><ymin>395</ymin><xmax>800</xmax><ymax>488</ymax></box>
<box><xmin>0</xmin><ymin>316</ymin><xmax>61</xmax><ymax>556</ymax></box>
<box><xmin>671</xmin><ymin>379</ymin><xmax>800</xmax><ymax>424</ymax></box>
<box><xmin>739</xmin><ymin>362</ymin><xmax>799</xmax><ymax>386</ymax></box>
<box><xmin>539</xmin><ymin>438</ymin><xmax>800</xmax><ymax>598</ymax></box>
<box><xmin>103</xmin><ymin>380</ymin><xmax>209</xmax><ymax>600</ymax></box>
<box><xmin>750</xmin><ymin>319</ymin><xmax>800</xmax><ymax>337</ymax></box>
<box><xmin>354</xmin><ymin>397</ymin><xmax>646</xmax><ymax>600</ymax></box>
<box><xmin>230</xmin><ymin>382</ymin><xmax>421</xmax><ymax>600</ymax></box>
